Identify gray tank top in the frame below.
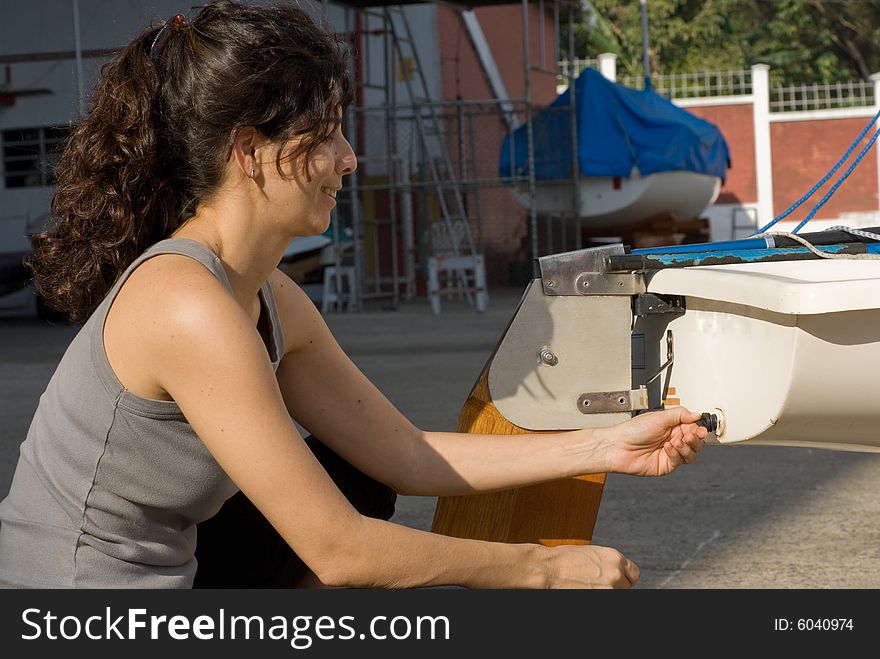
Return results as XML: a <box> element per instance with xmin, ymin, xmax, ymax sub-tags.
<box><xmin>0</xmin><ymin>237</ymin><xmax>285</xmax><ymax>588</ymax></box>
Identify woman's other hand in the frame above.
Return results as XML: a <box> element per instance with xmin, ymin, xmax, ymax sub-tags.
<box><xmin>545</xmin><ymin>545</ymin><xmax>640</xmax><ymax>589</ymax></box>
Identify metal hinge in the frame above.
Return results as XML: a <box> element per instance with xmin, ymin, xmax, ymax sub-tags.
<box><xmin>576</xmin><ymin>387</ymin><xmax>649</xmax><ymax>414</ymax></box>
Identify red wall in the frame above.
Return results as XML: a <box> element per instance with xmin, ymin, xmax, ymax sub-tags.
<box><xmin>770</xmin><ymin>118</ymin><xmax>878</xmax><ymax>220</ymax></box>
<box><xmin>686</xmin><ymin>103</ymin><xmax>756</xmax><ymax>204</ymax></box>
<box><xmin>436</xmin><ymin>4</ymin><xmax>559</xmax><ymax>285</ymax></box>
<box><xmin>437</xmin><ymin>5</ymin><xmax>557</xmax><ymax>106</ymax></box>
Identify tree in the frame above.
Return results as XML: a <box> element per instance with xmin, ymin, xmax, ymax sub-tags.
<box><xmin>567</xmin><ymin>0</ymin><xmax>880</xmax><ymax>84</ymax></box>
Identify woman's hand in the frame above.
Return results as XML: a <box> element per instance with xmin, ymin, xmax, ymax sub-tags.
<box><xmin>602</xmin><ymin>407</ymin><xmax>709</xmax><ymax>477</ymax></box>
<box><xmin>545</xmin><ymin>545</ymin><xmax>641</xmax><ymax>589</ymax></box>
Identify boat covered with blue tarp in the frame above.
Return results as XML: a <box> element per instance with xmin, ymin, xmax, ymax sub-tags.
<box><xmin>500</xmin><ymin>67</ymin><xmax>731</xmax><ymax>181</ymax></box>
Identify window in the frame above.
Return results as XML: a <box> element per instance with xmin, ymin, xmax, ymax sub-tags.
<box><xmin>1</xmin><ymin>126</ymin><xmax>69</xmax><ymax>188</ymax></box>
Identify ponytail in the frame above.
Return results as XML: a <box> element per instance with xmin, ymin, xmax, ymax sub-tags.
<box><xmin>30</xmin><ymin>28</ymin><xmax>179</xmax><ymax>323</ymax></box>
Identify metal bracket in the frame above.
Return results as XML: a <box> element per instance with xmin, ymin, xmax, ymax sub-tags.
<box><xmin>577</xmin><ymin>388</ymin><xmax>649</xmax><ymax>414</ymax></box>
<box><xmin>488</xmin><ymin>282</ymin><xmax>634</xmax><ymax>429</ymax></box>
<box><xmin>634</xmin><ymin>293</ymin><xmax>685</xmax><ymax>317</ymax></box>
<box><xmin>646</xmin><ymin>329</ymin><xmax>675</xmax><ymax>385</ymax></box>
<box><xmin>538</xmin><ymin>244</ymin><xmax>646</xmax><ymax>296</ymax></box>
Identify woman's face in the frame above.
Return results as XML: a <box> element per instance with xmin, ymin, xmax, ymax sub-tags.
<box><xmin>263</xmin><ymin>122</ymin><xmax>357</xmax><ymax>237</ymax></box>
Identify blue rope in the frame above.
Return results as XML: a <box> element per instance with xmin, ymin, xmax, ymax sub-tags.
<box><xmin>754</xmin><ymin>107</ymin><xmax>880</xmax><ymax>234</ymax></box>
<box><xmin>792</xmin><ymin>126</ymin><xmax>880</xmax><ymax>233</ymax></box>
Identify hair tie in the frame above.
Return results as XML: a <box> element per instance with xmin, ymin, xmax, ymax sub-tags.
<box><xmin>149</xmin><ymin>13</ymin><xmax>187</xmax><ymax>65</ymax></box>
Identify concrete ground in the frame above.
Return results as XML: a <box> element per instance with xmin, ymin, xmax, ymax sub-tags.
<box><xmin>2</xmin><ymin>286</ymin><xmax>879</xmax><ymax>588</ymax></box>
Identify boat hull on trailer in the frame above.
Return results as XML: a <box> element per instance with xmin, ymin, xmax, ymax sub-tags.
<box><xmin>485</xmin><ymin>246</ymin><xmax>880</xmax><ymax>453</ymax></box>
<box><xmin>512</xmin><ymin>171</ymin><xmax>722</xmax><ymax>228</ymax></box>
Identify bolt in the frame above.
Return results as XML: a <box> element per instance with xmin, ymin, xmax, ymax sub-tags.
<box><xmin>539</xmin><ymin>348</ymin><xmax>558</xmax><ymax>366</ymax></box>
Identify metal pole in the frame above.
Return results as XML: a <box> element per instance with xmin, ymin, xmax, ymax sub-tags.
<box><xmin>640</xmin><ymin>0</ymin><xmax>652</xmax><ymax>91</ymax></box>
<box><xmin>467</xmin><ymin>108</ymin><xmax>485</xmax><ymax>261</ymax></box>
<box><xmin>567</xmin><ymin>3</ymin><xmax>581</xmax><ymax>249</ymax></box>
<box><xmin>349</xmin><ymin>8</ymin><xmax>363</xmax><ymax>311</ymax></box>
<box><xmin>538</xmin><ymin>0</ymin><xmax>545</xmax><ymax>70</ymax></box>
<box><xmin>400</xmin><ymin>156</ymin><xmax>416</xmax><ymax>300</ymax></box>
<box><xmin>456</xmin><ymin>100</ymin><xmax>474</xmax><ymax>262</ymax></box>
<box><xmin>523</xmin><ymin>0</ymin><xmax>539</xmax><ymax>274</ymax></box>
<box><xmin>386</xmin><ymin>13</ymin><xmax>399</xmax><ymax>307</ymax></box>
<box><xmin>72</xmin><ymin>0</ymin><xmax>85</xmax><ymax>115</ymax></box>
<box><xmin>347</xmin><ymin>109</ymin><xmax>362</xmax><ymax>312</ymax></box>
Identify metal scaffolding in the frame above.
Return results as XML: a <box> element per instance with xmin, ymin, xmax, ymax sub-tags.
<box><xmin>324</xmin><ymin>0</ymin><xmax>582</xmax><ymax>311</ymax></box>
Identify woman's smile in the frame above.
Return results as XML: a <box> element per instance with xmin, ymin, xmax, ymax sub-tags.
<box><xmin>321</xmin><ymin>186</ymin><xmax>339</xmax><ymax>208</ymax></box>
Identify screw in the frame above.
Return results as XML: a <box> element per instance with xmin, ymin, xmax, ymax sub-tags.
<box><xmin>539</xmin><ymin>348</ymin><xmax>558</xmax><ymax>366</ymax></box>
<box><xmin>577</xmin><ymin>394</ymin><xmax>592</xmax><ymax>413</ymax></box>
<box><xmin>546</xmin><ymin>280</ymin><xmax>557</xmax><ymax>288</ymax></box>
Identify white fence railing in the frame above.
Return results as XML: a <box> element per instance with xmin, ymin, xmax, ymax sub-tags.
<box><xmin>769</xmin><ymin>80</ymin><xmax>875</xmax><ymax>112</ymax></box>
<box><xmin>557</xmin><ymin>57</ymin><xmax>600</xmax><ymax>80</ymax></box>
<box><xmin>620</xmin><ymin>70</ymin><xmax>753</xmax><ymax>98</ymax></box>
<box><xmin>558</xmin><ymin>60</ymin><xmax>752</xmax><ymax>99</ymax></box>
<box><xmin>558</xmin><ymin>58</ymin><xmax>878</xmax><ymax>112</ymax></box>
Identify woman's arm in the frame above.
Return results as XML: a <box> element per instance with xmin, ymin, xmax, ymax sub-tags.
<box><xmin>143</xmin><ymin>261</ymin><xmax>636</xmax><ymax>588</ymax></box>
<box><xmin>270</xmin><ymin>270</ymin><xmax>706</xmax><ymax>497</ymax></box>
<box><xmin>396</xmin><ymin>406</ymin><xmax>706</xmax><ymax>496</ymax></box>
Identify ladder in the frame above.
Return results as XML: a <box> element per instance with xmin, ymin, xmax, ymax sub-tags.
<box><xmin>383</xmin><ymin>5</ymin><xmax>488</xmax><ymax>314</ymax></box>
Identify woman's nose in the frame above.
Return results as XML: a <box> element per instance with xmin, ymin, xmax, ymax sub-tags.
<box><xmin>337</xmin><ymin>137</ymin><xmax>357</xmax><ymax>175</ymax></box>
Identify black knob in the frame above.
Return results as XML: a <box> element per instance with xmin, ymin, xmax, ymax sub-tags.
<box><xmin>696</xmin><ymin>412</ymin><xmax>718</xmax><ymax>433</ymax></box>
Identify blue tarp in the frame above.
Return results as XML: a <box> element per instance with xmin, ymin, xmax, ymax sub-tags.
<box><xmin>499</xmin><ymin>68</ymin><xmax>730</xmax><ymax>181</ymax></box>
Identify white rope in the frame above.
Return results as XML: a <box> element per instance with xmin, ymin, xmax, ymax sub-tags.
<box><xmin>825</xmin><ymin>225</ymin><xmax>880</xmax><ymax>242</ymax></box>
<box><xmin>751</xmin><ymin>229</ymin><xmax>880</xmax><ymax>260</ymax></box>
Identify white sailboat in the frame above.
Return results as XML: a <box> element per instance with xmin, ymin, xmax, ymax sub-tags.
<box><xmin>502</xmin><ymin>60</ymin><xmax>729</xmax><ymax>230</ymax></box>
<box><xmin>511</xmin><ymin>168</ymin><xmax>722</xmax><ymax>229</ymax></box>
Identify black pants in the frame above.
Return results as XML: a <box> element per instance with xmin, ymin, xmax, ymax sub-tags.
<box><xmin>193</xmin><ymin>435</ymin><xmax>397</xmax><ymax>588</ymax></box>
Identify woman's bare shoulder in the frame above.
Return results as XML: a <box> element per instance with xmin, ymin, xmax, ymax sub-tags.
<box><xmin>113</xmin><ymin>253</ymin><xmax>234</xmax><ymax>328</ymax></box>
<box><xmin>104</xmin><ymin>253</ymin><xmax>241</xmax><ymax>400</ymax></box>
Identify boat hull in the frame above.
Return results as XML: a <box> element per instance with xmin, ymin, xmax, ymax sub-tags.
<box><xmin>512</xmin><ymin>171</ymin><xmax>721</xmax><ymax>229</ymax></box>
<box><xmin>486</xmin><ymin>256</ymin><xmax>880</xmax><ymax>452</ymax></box>
<box><xmin>642</xmin><ymin>259</ymin><xmax>880</xmax><ymax>452</ymax></box>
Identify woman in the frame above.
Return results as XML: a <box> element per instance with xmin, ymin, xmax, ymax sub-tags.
<box><xmin>0</xmin><ymin>1</ymin><xmax>707</xmax><ymax>589</ymax></box>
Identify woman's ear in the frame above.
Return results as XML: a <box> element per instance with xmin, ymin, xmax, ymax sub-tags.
<box><xmin>230</xmin><ymin>126</ymin><xmax>265</xmax><ymax>180</ymax></box>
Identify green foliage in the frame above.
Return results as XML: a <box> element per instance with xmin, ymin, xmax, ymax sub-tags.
<box><xmin>567</xmin><ymin>0</ymin><xmax>880</xmax><ymax>83</ymax></box>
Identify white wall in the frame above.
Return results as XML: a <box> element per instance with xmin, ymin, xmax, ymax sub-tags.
<box><xmin>3</xmin><ymin>1</ymin><xmax>435</xmax><ymax>247</ymax></box>
<box><xmin>0</xmin><ymin>0</ymin><xmax>211</xmax><ymax>245</ymax></box>
<box><xmin>0</xmin><ymin>0</ymin><xmax>443</xmax><ymax>205</ymax></box>
<box><xmin>1</xmin><ymin>0</ymin><xmax>198</xmax><ymax>121</ymax></box>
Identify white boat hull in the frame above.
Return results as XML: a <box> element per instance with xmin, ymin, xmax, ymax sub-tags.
<box><xmin>643</xmin><ymin>259</ymin><xmax>880</xmax><ymax>452</ymax></box>
<box><xmin>513</xmin><ymin>171</ymin><xmax>722</xmax><ymax>228</ymax></box>
<box><xmin>487</xmin><ymin>256</ymin><xmax>880</xmax><ymax>452</ymax></box>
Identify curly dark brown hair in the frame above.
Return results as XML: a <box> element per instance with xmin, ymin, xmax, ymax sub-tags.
<box><xmin>29</xmin><ymin>0</ymin><xmax>352</xmax><ymax>322</ymax></box>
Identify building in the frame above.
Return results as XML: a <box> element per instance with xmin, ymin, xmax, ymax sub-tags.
<box><xmin>4</xmin><ymin>1</ymin><xmax>879</xmax><ymax>316</ymax></box>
